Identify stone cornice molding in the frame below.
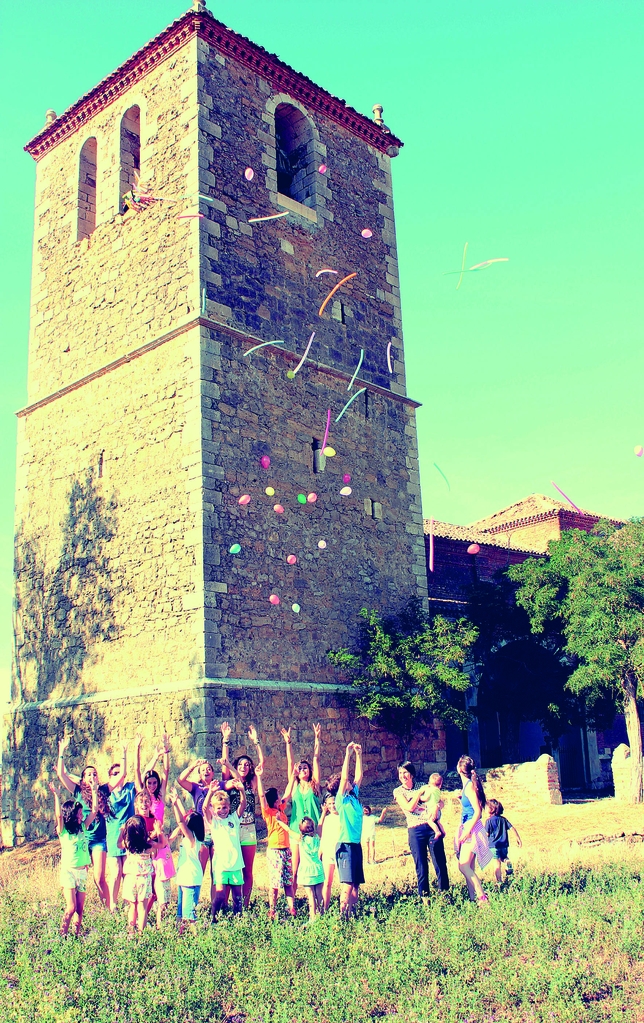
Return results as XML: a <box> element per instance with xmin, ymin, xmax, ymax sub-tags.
<box><xmin>25</xmin><ymin>10</ymin><xmax>403</xmax><ymax>162</ymax></box>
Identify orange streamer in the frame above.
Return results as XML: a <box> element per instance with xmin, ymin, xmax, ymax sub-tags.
<box><xmin>318</xmin><ymin>273</ymin><xmax>358</xmax><ymax>317</ymax></box>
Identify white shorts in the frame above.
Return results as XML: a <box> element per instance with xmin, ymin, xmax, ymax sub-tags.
<box><xmin>60</xmin><ymin>866</ymin><xmax>89</xmax><ymax>892</ymax></box>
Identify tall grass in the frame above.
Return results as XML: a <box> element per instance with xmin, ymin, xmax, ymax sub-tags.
<box><xmin>0</xmin><ymin>862</ymin><xmax>642</xmax><ymax>1023</ymax></box>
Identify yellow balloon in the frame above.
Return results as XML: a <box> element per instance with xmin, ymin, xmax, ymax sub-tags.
<box><xmin>265</xmin><ymin>487</ymin><xmax>275</xmax><ymax>496</ymax></box>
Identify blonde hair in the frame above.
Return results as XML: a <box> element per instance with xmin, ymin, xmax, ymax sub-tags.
<box><xmin>211</xmin><ymin>790</ymin><xmax>230</xmax><ymax>811</ymax></box>
<box><xmin>428</xmin><ymin>773</ymin><xmax>443</xmax><ymax>786</ymax></box>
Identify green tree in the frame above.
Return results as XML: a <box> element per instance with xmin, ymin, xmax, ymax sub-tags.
<box><xmin>508</xmin><ymin>520</ymin><xmax>644</xmax><ymax>802</ymax></box>
<box><xmin>328</xmin><ymin>600</ymin><xmax>477</xmax><ymax>754</ymax></box>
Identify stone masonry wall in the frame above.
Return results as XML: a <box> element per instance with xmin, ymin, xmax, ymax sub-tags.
<box><xmin>27</xmin><ymin>36</ymin><xmax>200</xmax><ymax>407</ymax></box>
<box><xmin>2</xmin><ymin>681</ymin><xmax>446</xmax><ymax>847</ymax></box>
<box><xmin>13</xmin><ymin>326</ymin><xmax>204</xmax><ymax>703</ymax></box>
<box><xmin>484</xmin><ymin>754</ymin><xmax>563</xmax><ymax>805</ymax></box>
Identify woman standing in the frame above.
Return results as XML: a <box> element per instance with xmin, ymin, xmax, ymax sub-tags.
<box><xmin>455</xmin><ymin>755</ymin><xmax>491</xmax><ymax>903</ymax></box>
<box><xmin>280</xmin><ymin>723</ymin><xmax>322</xmax><ymax>888</ymax></box>
<box><xmin>56</xmin><ymin>736</ymin><xmax>111</xmax><ymax>907</ymax></box>
<box><xmin>224</xmin><ymin>724</ymin><xmax>265</xmax><ymax>908</ymax></box>
<box><xmin>393</xmin><ymin>761</ymin><xmax>449</xmax><ymax>897</ymax></box>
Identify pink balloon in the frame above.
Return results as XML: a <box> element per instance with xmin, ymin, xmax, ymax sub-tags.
<box><xmin>244</xmin><ymin>167</ymin><xmax>254</xmax><ymax>181</ymax></box>
<box><xmin>307</xmin><ymin>493</ymin><xmax>318</xmax><ymax>503</ymax></box>
<box><xmin>318</xmin><ymin>164</ymin><xmax>327</xmax><ymax>174</ymax></box>
<box><xmin>635</xmin><ymin>446</ymin><xmax>644</xmax><ymax>457</ymax></box>
<box><xmin>269</xmin><ymin>594</ymin><xmax>280</xmax><ymax>605</ymax></box>
<box><xmin>361</xmin><ymin>228</ymin><xmax>373</xmax><ymax>239</ymax></box>
<box><xmin>343</xmin><ymin>473</ymin><xmax>351</xmax><ymax>484</ymax></box>
<box><xmin>287</xmin><ymin>555</ymin><xmax>297</xmax><ymax>565</ymax></box>
<box><xmin>467</xmin><ymin>544</ymin><xmax>480</xmax><ymax>555</ymax></box>
<box><xmin>260</xmin><ymin>455</ymin><xmax>271</xmax><ymax>469</ymax></box>
<box><xmin>238</xmin><ymin>495</ymin><xmax>251</xmax><ymax>506</ymax></box>
<box><xmin>273</xmin><ymin>504</ymin><xmax>284</xmax><ymax>514</ymax></box>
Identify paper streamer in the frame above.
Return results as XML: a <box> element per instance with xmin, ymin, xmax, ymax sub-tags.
<box><xmin>456</xmin><ymin>242</ymin><xmax>468</xmax><ymax>291</ymax></box>
<box><xmin>386</xmin><ymin>341</ymin><xmax>393</xmax><ymax>374</ymax></box>
<box><xmin>201</xmin><ymin>288</ymin><xmax>207</xmax><ymax>315</ymax></box>
<box><xmin>243</xmin><ymin>339</ymin><xmax>285</xmax><ymax>358</ymax></box>
<box><xmin>551</xmin><ymin>481</ymin><xmax>581</xmax><ymax>513</ymax></box>
<box><xmin>318</xmin><ymin>273</ymin><xmax>358</xmax><ymax>317</ymax></box>
<box><xmin>347</xmin><ymin>349</ymin><xmax>364</xmax><ymax>391</ymax></box>
<box><xmin>321</xmin><ymin>409</ymin><xmax>331</xmax><ymax>451</ymax></box>
<box><xmin>315</xmin><ymin>269</ymin><xmax>338</xmax><ymax>277</ymax></box>
<box><xmin>248</xmin><ymin>211</ymin><xmax>289</xmax><ymax>223</ymax></box>
<box><xmin>335</xmin><ymin>388</ymin><xmax>366</xmax><ymax>423</ymax></box>
<box><xmin>291</xmin><ymin>332</ymin><xmax>315</xmax><ymax>376</ymax></box>
<box><xmin>429</xmin><ymin>518</ymin><xmax>435</xmax><ymax>572</ymax></box>
<box><xmin>434</xmin><ymin>463</ymin><xmax>451</xmax><ymax>491</ymax></box>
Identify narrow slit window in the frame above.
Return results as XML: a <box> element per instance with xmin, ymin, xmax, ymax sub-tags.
<box><xmin>312</xmin><ymin>438</ymin><xmax>326</xmax><ymax>474</ymax></box>
<box><xmin>77</xmin><ymin>137</ymin><xmax>97</xmax><ymax>241</ymax></box>
<box><xmin>120</xmin><ymin>105</ymin><xmax>141</xmax><ymax>211</ymax></box>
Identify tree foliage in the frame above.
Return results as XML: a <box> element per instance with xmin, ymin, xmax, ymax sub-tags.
<box><xmin>508</xmin><ymin>520</ymin><xmax>644</xmax><ymax>801</ymax></box>
<box><xmin>328</xmin><ymin>599</ymin><xmax>477</xmax><ymax>746</ymax></box>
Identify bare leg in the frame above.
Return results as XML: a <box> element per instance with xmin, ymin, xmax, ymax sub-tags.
<box><xmin>241</xmin><ymin>844</ymin><xmax>256</xmax><ymax>908</ymax></box>
<box><xmin>230</xmin><ymin>885</ymin><xmax>243</xmax><ymax>917</ymax></box>
<box><xmin>126</xmin><ymin>902</ymin><xmax>137</xmax><ymax>937</ymax></box>
<box><xmin>313</xmin><ymin>882</ymin><xmax>324</xmax><ymax>915</ymax></box>
<box><xmin>73</xmin><ymin>891</ymin><xmax>87</xmax><ymax>936</ymax></box>
<box><xmin>106</xmin><ymin>856</ymin><xmax>124</xmax><ymax>913</ymax></box>
<box><xmin>61</xmin><ymin>888</ymin><xmax>76</xmax><ymax>935</ymax></box>
<box><xmin>136</xmin><ymin>899</ymin><xmax>150</xmax><ymax>933</ymax></box>
<box><xmin>339</xmin><ymin>882</ymin><xmax>355</xmax><ymax>919</ymax></box>
<box><xmin>91</xmin><ymin>847</ymin><xmax>109</xmax><ymax>908</ymax></box>
<box><xmin>304</xmin><ymin>886</ymin><xmax>316</xmax><ymax>921</ymax></box>
<box><xmin>284</xmin><ymin>883</ymin><xmax>296</xmax><ymax>915</ymax></box>
<box><xmin>493</xmin><ymin>861</ymin><xmax>502</xmax><ymax>883</ymax></box>
<box><xmin>290</xmin><ymin>838</ymin><xmax>300</xmax><ymax>893</ymax></box>
<box><xmin>322</xmin><ymin>861</ymin><xmax>335</xmax><ymax>911</ymax></box>
<box><xmin>268</xmin><ymin>887</ymin><xmax>278</xmax><ymax>919</ymax></box>
<box><xmin>458</xmin><ymin>847</ymin><xmax>485</xmax><ymax>901</ymax></box>
<box><xmin>212</xmin><ymin>884</ymin><xmax>229</xmax><ymax>919</ymax></box>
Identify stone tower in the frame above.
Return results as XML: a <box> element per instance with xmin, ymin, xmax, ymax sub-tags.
<box><xmin>5</xmin><ymin>3</ymin><xmax>434</xmax><ymax>843</ymax></box>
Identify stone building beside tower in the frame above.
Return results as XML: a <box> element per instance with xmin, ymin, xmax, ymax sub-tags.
<box><xmin>4</xmin><ymin>3</ymin><xmax>433</xmax><ymax>842</ymax></box>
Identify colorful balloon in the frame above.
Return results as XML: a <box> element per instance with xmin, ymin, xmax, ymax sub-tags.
<box><xmin>229</xmin><ymin>544</ymin><xmax>242</xmax><ymax>554</ymax></box>
<box><xmin>265</xmin><ymin>486</ymin><xmax>275</xmax><ymax>496</ymax></box>
<box><xmin>292</xmin><ymin>603</ymin><xmax>301</xmax><ymax>613</ymax></box>
<box><xmin>635</xmin><ymin>446</ymin><xmax>643</xmax><ymax>457</ymax></box>
<box><xmin>238</xmin><ymin>495</ymin><xmax>251</xmax><ymax>506</ymax></box>
<box><xmin>307</xmin><ymin>493</ymin><xmax>318</xmax><ymax>503</ymax></box>
<box><xmin>273</xmin><ymin>504</ymin><xmax>284</xmax><ymax>514</ymax></box>
<box><xmin>318</xmin><ymin>164</ymin><xmax>327</xmax><ymax>174</ymax></box>
<box><xmin>297</xmin><ymin>494</ymin><xmax>307</xmax><ymax>504</ymax></box>
<box><xmin>467</xmin><ymin>544</ymin><xmax>480</xmax><ymax>555</ymax></box>
<box><xmin>340</xmin><ymin>486</ymin><xmax>352</xmax><ymax>496</ymax></box>
<box><xmin>317</xmin><ymin>540</ymin><xmax>327</xmax><ymax>549</ymax></box>
<box><xmin>361</xmin><ymin>228</ymin><xmax>373</xmax><ymax>239</ymax></box>
<box><xmin>260</xmin><ymin>455</ymin><xmax>271</xmax><ymax>469</ymax></box>
<box><xmin>343</xmin><ymin>473</ymin><xmax>351</xmax><ymax>484</ymax></box>
<box><xmin>269</xmin><ymin>594</ymin><xmax>280</xmax><ymax>605</ymax></box>
<box><xmin>244</xmin><ymin>167</ymin><xmax>255</xmax><ymax>181</ymax></box>
<box><xmin>322</xmin><ymin>446</ymin><xmax>336</xmax><ymax>457</ymax></box>
<box><xmin>287</xmin><ymin>370</ymin><xmax>296</xmax><ymax>379</ymax></box>
<box><xmin>287</xmin><ymin>555</ymin><xmax>297</xmax><ymax>565</ymax></box>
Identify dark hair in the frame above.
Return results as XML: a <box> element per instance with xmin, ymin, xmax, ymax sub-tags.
<box><xmin>363</xmin><ymin>805</ymin><xmax>372</xmax><ymax>815</ymax></box>
<box><xmin>398</xmin><ymin>761</ymin><xmax>416</xmax><ymax>778</ymax></box>
<box><xmin>325</xmin><ymin>773</ymin><xmax>341</xmax><ymax>797</ymax></box>
<box><xmin>487</xmin><ymin>798</ymin><xmax>503</xmax><ymax>817</ymax></box>
<box><xmin>123</xmin><ymin>815</ymin><xmax>151</xmax><ymax>854</ymax></box>
<box><xmin>233</xmin><ymin>755</ymin><xmax>255</xmax><ymax>784</ymax></box>
<box><xmin>265</xmin><ymin>787</ymin><xmax>280</xmax><ymax>809</ymax></box>
<box><xmin>62</xmin><ymin>800</ymin><xmax>83</xmax><ymax>835</ymax></box>
<box><xmin>186</xmin><ymin>812</ymin><xmax>205</xmax><ymax>843</ymax></box>
<box><xmin>109</xmin><ymin>763</ymin><xmax>121</xmax><ymax>775</ymax></box>
<box><xmin>457</xmin><ymin>755</ymin><xmax>487</xmax><ymax>809</ymax></box>
<box><xmin>297</xmin><ymin>760</ymin><xmax>312</xmax><ymax>780</ymax></box>
<box><xmin>79</xmin><ymin>770</ymin><xmax>110</xmax><ymax>818</ymax></box>
<box><xmin>299</xmin><ymin>816</ymin><xmax>316</xmax><ymax>834</ymax></box>
<box><xmin>143</xmin><ymin>770</ymin><xmax>162</xmax><ymax>797</ymax></box>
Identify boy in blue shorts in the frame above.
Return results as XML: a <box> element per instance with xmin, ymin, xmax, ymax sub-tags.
<box><xmin>335</xmin><ymin>742</ymin><xmax>364</xmax><ymax>919</ymax></box>
<box><xmin>484</xmin><ymin>798</ymin><xmax>522</xmax><ymax>882</ymax></box>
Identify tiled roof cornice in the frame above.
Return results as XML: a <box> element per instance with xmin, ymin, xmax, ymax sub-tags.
<box><xmin>483</xmin><ymin>508</ymin><xmax>623</xmax><ymax>534</ymax></box>
<box><xmin>25</xmin><ymin>9</ymin><xmax>403</xmax><ymax>162</ymax></box>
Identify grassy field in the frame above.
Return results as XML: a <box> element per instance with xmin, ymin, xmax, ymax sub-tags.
<box><xmin>0</xmin><ymin>794</ymin><xmax>643</xmax><ymax>1023</ymax></box>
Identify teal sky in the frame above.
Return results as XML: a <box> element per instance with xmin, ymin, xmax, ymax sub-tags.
<box><xmin>1</xmin><ymin>1</ymin><xmax>643</xmax><ymax>702</ymax></box>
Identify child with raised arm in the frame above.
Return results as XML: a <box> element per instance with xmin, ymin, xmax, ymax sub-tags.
<box><xmin>55</xmin><ymin>736</ymin><xmax>110</xmax><ymax>908</ymax></box>
<box><xmin>49</xmin><ymin>778</ymin><xmax>98</xmax><ymax>936</ymax></box>
<box><xmin>280</xmin><ymin>722</ymin><xmax>322</xmax><ymax>889</ymax></box>
<box><xmin>361</xmin><ymin>805</ymin><xmax>387</xmax><ymax>865</ymax></box>
<box><xmin>170</xmin><ymin>788</ymin><xmax>205</xmax><ymax>934</ymax></box>
<box><xmin>319</xmin><ymin>782</ymin><xmax>341</xmax><ymax>911</ymax></box>
<box><xmin>118</xmin><ymin>815</ymin><xmax>156</xmax><ymax>938</ymax></box>
<box><xmin>336</xmin><ymin>742</ymin><xmax>365</xmax><ymax>919</ymax></box>
<box><xmin>104</xmin><ymin>742</ymin><xmax>136</xmax><ymax>913</ymax></box>
<box><xmin>203</xmin><ymin>775</ymin><xmax>247</xmax><ymax>918</ymax></box>
<box><xmin>485</xmin><ymin>799</ymin><xmax>522</xmax><ymax>882</ymax></box>
<box><xmin>256</xmin><ymin>763</ymin><xmax>296</xmax><ymax>920</ymax></box>
<box><xmin>151</xmin><ymin>818</ymin><xmax>176</xmax><ymax>929</ymax></box>
<box><xmin>135</xmin><ymin>730</ymin><xmax>170</xmax><ymax>824</ymax></box>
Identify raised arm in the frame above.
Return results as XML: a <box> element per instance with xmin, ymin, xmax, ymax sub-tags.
<box><xmin>231</xmin><ymin>778</ymin><xmax>247</xmax><ymax>818</ymax></box>
<box><xmin>312</xmin><ymin>722</ymin><xmax>321</xmax><ymax>793</ymax></box>
<box><xmin>170</xmin><ymin>788</ymin><xmax>194</xmax><ymax>844</ymax></box>
<box><xmin>255</xmin><ymin>763</ymin><xmax>267</xmax><ymax>812</ymax></box>
<box><xmin>48</xmin><ymin>781</ymin><xmax>63</xmax><ymax>834</ymax></box>
<box><xmin>220</xmin><ymin>721</ymin><xmax>232</xmax><ymax>780</ymax></box>
<box><xmin>177</xmin><ymin>760</ymin><xmax>201</xmax><ymax>794</ymax></box>
<box><xmin>377</xmin><ymin>806</ymin><xmax>387</xmax><ymax>825</ymax></box>
<box><xmin>248</xmin><ymin>725</ymin><xmax>264</xmax><ymax>785</ymax></box>
<box><xmin>135</xmin><ymin>733</ymin><xmax>144</xmax><ymax>792</ymax></box>
<box><xmin>339</xmin><ymin>743</ymin><xmax>353</xmax><ymax>796</ymax></box>
<box><xmin>159</xmin><ymin>733</ymin><xmax>170</xmax><ymax>801</ymax></box>
<box><xmin>353</xmin><ymin>743</ymin><xmax>364</xmax><ymax>789</ymax></box>
<box><xmin>280</xmin><ymin>727</ymin><xmax>294</xmax><ymax>783</ymax></box>
<box><xmin>109</xmin><ymin>743</ymin><xmax>128</xmax><ymax>792</ymax></box>
<box><xmin>83</xmin><ymin>777</ymin><xmax>99</xmax><ymax>830</ymax></box>
<box><xmin>56</xmin><ymin>737</ymin><xmax>79</xmax><ymax>794</ymax></box>
<box><xmin>283</xmin><ymin>765</ymin><xmax>299</xmax><ymax>803</ymax></box>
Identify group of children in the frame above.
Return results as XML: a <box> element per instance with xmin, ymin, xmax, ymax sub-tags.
<box><xmin>49</xmin><ymin>726</ymin><xmax>521</xmax><ymax>937</ymax></box>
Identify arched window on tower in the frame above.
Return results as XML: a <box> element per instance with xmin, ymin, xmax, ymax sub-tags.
<box><xmin>274</xmin><ymin>103</ymin><xmax>314</xmax><ymax>206</ymax></box>
<box><xmin>120</xmin><ymin>105</ymin><xmax>141</xmax><ymax>211</ymax></box>
<box><xmin>77</xmin><ymin>137</ymin><xmax>97</xmax><ymax>241</ymax></box>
